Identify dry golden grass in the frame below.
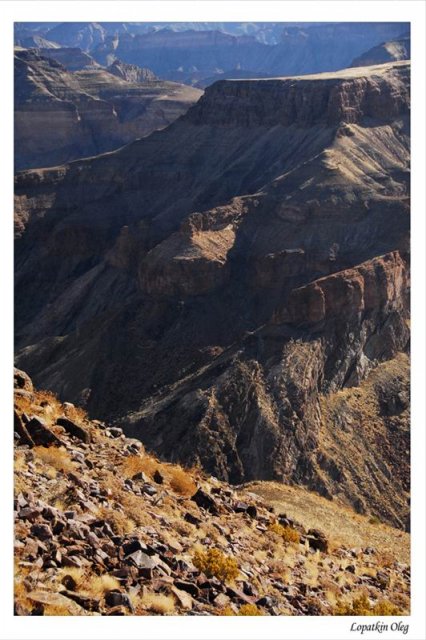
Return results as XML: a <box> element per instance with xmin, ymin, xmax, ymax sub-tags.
<box><xmin>172</xmin><ymin>519</ymin><xmax>194</xmax><ymax>537</ymax></box>
<box><xmin>139</xmin><ymin>592</ymin><xmax>175</xmax><ymax>615</ymax></box>
<box><xmin>120</xmin><ymin>493</ymin><xmax>151</xmax><ymax>528</ymax></box>
<box><xmin>248</xmin><ymin>481</ymin><xmax>410</xmax><ymax>564</ymax></box>
<box><xmin>96</xmin><ymin>505</ymin><xmax>135</xmax><ymax>535</ymax></box>
<box><xmin>167</xmin><ymin>466</ymin><xmax>197</xmax><ymax>497</ymax></box>
<box><xmin>14</xmin><ymin>451</ymin><xmax>27</xmax><ymax>472</ymax></box>
<box><xmin>121</xmin><ymin>455</ymin><xmax>197</xmax><ymax>497</ymax></box>
<box><xmin>334</xmin><ymin>593</ymin><xmax>402</xmax><ymax>616</ymax></box>
<box><xmin>14</xmin><ymin>577</ymin><xmax>33</xmax><ymax>611</ymax></box>
<box><xmin>324</xmin><ymin>589</ymin><xmax>338</xmax><ymax>607</ymax></box>
<box><xmin>376</xmin><ymin>550</ymin><xmax>396</xmax><ymax>568</ymax></box>
<box><xmin>252</xmin><ymin>549</ymin><xmax>268</xmax><ymax>564</ymax></box>
<box><xmin>86</xmin><ymin>574</ymin><xmax>120</xmax><ymax>597</ymax></box>
<box><xmin>218</xmin><ymin>603</ymin><xmax>263</xmax><ymax>616</ymax></box>
<box><xmin>56</xmin><ymin>567</ymin><xmax>86</xmax><ymax>590</ymax></box>
<box><xmin>121</xmin><ymin>454</ymin><xmax>159</xmax><ymax>479</ymax></box>
<box><xmin>391</xmin><ymin>592</ymin><xmax>410</xmax><ymax>613</ymax></box>
<box><xmin>238</xmin><ymin>604</ymin><xmax>263</xmax><ymax>616</ymax></box>
<box><xmin>37</xmin><ymin>390</ymin><xmax>63</xmax><ymax>421</ymax></box>
<box><xmin>43</xmin><ymin>604</ymin><xmax>72</xmax><ymax>616</ymax></box>
<box><xmin>218</xmin><ymin>605</ymin><xmax>236</xmax><ymax>616</ymax></box>
<box><xmin>37</xmin><ymin>389</ymin><xmax>60</xmax><ymax>406</ymax></box>
<box><xmin>14</xmin><ymin>474</ymin><xmax>30</xmax><ymax>495</ymax></box>
<box><xmin>64</xmin><ymin>404</ymin><xmax>88</xmax><ymax>424</ymax></box>
<box><xmin>33</xmin><ymin>446</ymin><xmax>76</xmax><ymax>474</ymax></box>
<box><xmin>14</xmin><ymin>394</ymin><xmax>34</xmax><ymax>416</ymax></box>
<box><xmin>53</xmin><ymin>498</ymin><xmax>66</xmax><ymax>511</ymax></box>
<box><xmin>303</xmin><ymin>558</ymin><xmax>320</xmax><ymax>587</ymax></box>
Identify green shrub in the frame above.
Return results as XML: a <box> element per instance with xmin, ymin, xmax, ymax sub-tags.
<box><xmin>335</xmin><ymin>594</ymin><xmax>402</xmax><ymax>616</ymax></box>
<box><xmin>193</xmin><ymin>548</ymin><xmax>239</xmax><ymax>582</ymax></box>
<box><xmin>238</xmin><ymin>604</ymin><xmax>263</xmax><ymax>616</ymax></box>
<box><xmin>268</xmin><ymin>522</ymin><xmax>300</xmax><ymax>544</ymax></box>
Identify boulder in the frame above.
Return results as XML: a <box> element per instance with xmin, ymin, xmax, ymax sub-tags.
<box><xmin>14</xmin><ymin>410</ymin><xmax>35</xmax><ymax>447</ymax></box>
<box><xmin>171</xmin><ymin>586</ymin><xmax>193</xmax><ymax>610</ymax></box>
<box><xmin>56</xmin><ymin>417</ymin><xmax>91</xmax><ymax>443</ymax></box>
<box><xmin>30</xmin><ymin>523</ymin><xmax>53</xmax><ymax>541</ymax></box>
<box><xmin>191</xmin><ymin>488</ymin><xmax>219</xmax><ymax>515</ymax></box>
<box><xmin>26</xmin><ymin>416</ymin><xmax>64</xmax><ymax>447</ymax></box>
<box><xmin>105</xmin><ymin>590</ymin><xmax>133</xmax><ymax>610</ymax></box>
<box><xmin>14</xmin><ymin>368</ymin><xmax>33</xmax><ymax>392</ymax></box>
<box><xmin>174</xmin><ymin>581</ymin><xmax>200</xmax><ymax>598</ymax></box>
<box><xmin>306</xmin><ymin>529</ymin><xmax>329</xmax><ymax>553</ymax></box>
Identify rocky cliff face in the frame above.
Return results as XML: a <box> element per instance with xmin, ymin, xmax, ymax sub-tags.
<box><xmin>14</xmin><ymin>49</ymin><xmax>202</xmax><ymax>170</ymax></box>
<box><xmin>184</xmin><ymin>64</ymin><xmax>410</xmax><ymax>127</ymax></box>
<box><xmin>14</xmin><ymin>62</ymin><xmax>410</xmax><ymax>528</ymax></box>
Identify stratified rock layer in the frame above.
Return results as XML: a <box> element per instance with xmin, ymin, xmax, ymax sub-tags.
<box><xmin>14</xmin><ymin>49</ymin><xmax>202</xmax><ymax>170</ymax></box>
<box><xmin>15</xmin><ymin>62</ymin><xmax>410</xmax><ymax>527</ymax></box>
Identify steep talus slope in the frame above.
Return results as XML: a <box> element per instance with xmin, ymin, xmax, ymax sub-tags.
<box><xmin>14</xmin><ymin>371</ymin><xmax>410</xmax><ymax>616</ymax></box>
<box><xmin>14</xmin><ymin>49</ymin><xmax>202</xmax><ymax>170</ymax></box>
<box><xmin>15</xmin><ymin>62</ymin><xmax>410</xmax><ymax>527</ymax></box>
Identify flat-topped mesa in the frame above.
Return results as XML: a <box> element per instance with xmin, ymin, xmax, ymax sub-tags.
<box><xmin>183</xmin><ymin>62</ymin><xmax>410</xmax><ymax>128</ymax></box>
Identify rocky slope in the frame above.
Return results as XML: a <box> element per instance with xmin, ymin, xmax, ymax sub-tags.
<box><xmin>14</xmin><ymin>49</ymin><xmax>201</xmax><ymax>170</ymax></box>
<box><xmin>351</xmin><ymin>36</ymin><xmax>410</xmax><ymax>68</ymax></box>
<box><xmin>14</xmin><ymin>62</ymin><xmax>410</xmax><ymax>527</ymax></box>
<box><xmin>14</xmin><ymin>370</ymin><xmax>410</xmax><ymax>616</ymax></box>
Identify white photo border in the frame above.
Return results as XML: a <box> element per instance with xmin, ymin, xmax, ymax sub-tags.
<box><xmin>1</xmin><ymin>2</ymin><xmax>424</xmax><ymax>639</ymax></box>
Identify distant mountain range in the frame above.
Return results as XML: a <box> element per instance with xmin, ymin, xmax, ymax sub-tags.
<box><xmin>15</xmin><ymin>22</ymin><xmax>410</xmax><ymax>86</ymax></box>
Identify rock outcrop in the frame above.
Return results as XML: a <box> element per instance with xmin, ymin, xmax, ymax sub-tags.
<box><xmin>14</xmin><ymin>62</ymin><xmax>410</xmax><ymax>527</ymax></box>
<box><xmin>276</xmin><ymin>251</ymin><xmax>408</xmax><ymax>327</ymax></box>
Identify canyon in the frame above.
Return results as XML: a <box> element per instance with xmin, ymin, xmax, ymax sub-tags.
<box><xmin>14</xmin><ymin>61</ymin><xmax>410</xmax><ymax>530</ymax></box>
